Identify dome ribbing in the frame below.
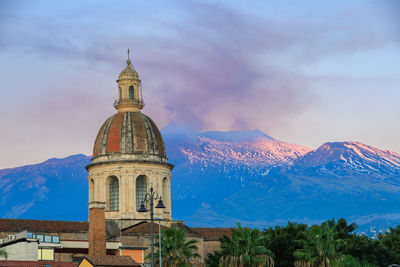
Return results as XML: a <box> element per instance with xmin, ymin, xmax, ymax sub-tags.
<box><xmin>92</xmin><ymin>111</ymin><xmax>167</xmax><ymax>164</ymax></box>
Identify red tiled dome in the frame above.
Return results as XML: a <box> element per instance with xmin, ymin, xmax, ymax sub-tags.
<box><xmin>92</xmin><ymin>112</ymin><xmax>166</xmax><ymax>162</ymax></box>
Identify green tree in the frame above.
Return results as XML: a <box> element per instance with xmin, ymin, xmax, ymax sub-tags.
<box><xmin>152</xmin><ymin>224</ymin><xmax>200</xmax><ymax>267</ymax></box>
<box><xmin>219</xmin><ymin>223</ymin><xmax>274</xmax><ymax>267</ymax></box>
<box><xmin>294</xmin><ymin>224</ymin><xmax>340</xmax><ymax>267</ymax></box>
<box><xmin>0</xmin><ymin>248</ymin><xmax>7</xmax><ymax>260</ymax></box>
<box><xmin>205</xmin><ymin>250</ymin><xmax>223</xmax><ymax>267</ymax></box>
<box><xmin>263</xmin><ymin>222</ymin><xmax>307</xmax><ymax>267</ymax></box>
<box><xmin>324</xmin><ymin>218</ymin><xmax>357</xmax><ymax>241</ymax></box>
<box><xmin>379</xmin><ymin>225</ymin><xmax>400</xmax><ymax>255</ymax></box>
<box><xmin>331</xmin><ymin>255</ymin><xmax>377</xmax><ymax>267</ymax></box>
<box><xmin>343</xmin><ymin>233</ymin><xmax>398</xmax><ymax>266</ymax></box>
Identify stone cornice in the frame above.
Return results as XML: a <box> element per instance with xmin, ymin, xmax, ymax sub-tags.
<box><xmin>86</xmin><ymin>160</ymin><xmax>174</xmax><ymax>171</ymax></box>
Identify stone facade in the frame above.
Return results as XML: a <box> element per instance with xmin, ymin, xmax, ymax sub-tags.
<box><xmin>87</xmin><ymin>162</ymin><xmax>172</xmax><ymax>225</ymax></box>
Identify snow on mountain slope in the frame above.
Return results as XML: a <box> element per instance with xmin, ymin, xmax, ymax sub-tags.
<box><xmin>181</xmin><ymin>140</ymin><xmax>311</xmax><ymax>166</ymax></box>
<box><xmin>292</xmin><ymin>141</ymin><xmax>400</xmax><ymax>177</ymax></box>
<box><xmin>167</xmin><ymin>128</ymin><xmax>312</xmax><ymax>167</ymax></box>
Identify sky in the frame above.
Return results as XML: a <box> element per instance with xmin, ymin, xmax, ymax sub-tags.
<box><xmin>0</xmin><ymin>0</ymin><xmax>399</xmax><ymax>168</ymax></box>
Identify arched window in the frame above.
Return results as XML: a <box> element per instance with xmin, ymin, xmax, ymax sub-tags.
<box><xmin>119</xmin><ymin>87</ymin><xmax>122</xmax><ymax>100</ymax></box>
<box><xmin>129</xmin><ymin>86</ymin><xmax>134</xmax><ymax>100</ymax></box>
<box><xmin>136</xmin><ymin>176</ymin><xmax>147</xmax><ymax>211</ymax></box>
<box><xmin>162</xmin><ymin>177</ymin><xmax>169</xmax><ymax>209</ymax></box>
<box><xmin>89</xmin><ymin>179</ymin><xmax>95</xmax><ymax>202</ymax></box>
<box><xmin>109</xmin><ymin>176</ymin><xmax>119</xmax><ymax>211</ymax></box>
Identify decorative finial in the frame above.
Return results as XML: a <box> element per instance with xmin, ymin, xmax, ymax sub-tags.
<box><xmin>126</xmin><ymin>48</ymin><xmax>131</xmax><ymax>66</ymax></box>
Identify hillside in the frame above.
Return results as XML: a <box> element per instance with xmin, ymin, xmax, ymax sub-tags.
<box><xmin>1</xmin><ymin>126</ymin><xmax>400</xmax><ymax>236</ymax></box>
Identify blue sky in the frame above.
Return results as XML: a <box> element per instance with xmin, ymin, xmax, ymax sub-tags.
<box><xmin>0</xmin><ymin>0</ymin><xmax>399</xmax><ymax>168</ymax></box>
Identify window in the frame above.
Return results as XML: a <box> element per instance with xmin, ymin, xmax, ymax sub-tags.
<box><xmin>89</xmin><ymin>179</ymin><xmax>95</xmax><ymax>202</ymax></box>
<box><xmin>109</xmin><ymin>176</ymin><xmax>119</xmax><ymax>211</ymax></box>
<box><xmin>162</xmin><ymin>177</ymin><xmax>169</xmax><ymax>209</ymax></box>
<box><xmin>136</xmin><ymin>176</ymin><xmax>147</xmax><ymax>211</ymax></box>
<box><xmin>30</xmin><ymin>233</ymin><xmax>60</xmax><ymax>243</ymax></box>
<box><xmin>44</xmin><ymin>235</ymin><xmax>52</xmax><ymax>243</ymax></box>
<box><xmin>38</xmin><ymin>248</ymin><xmax>54</xmax><ymax>261</ymax></box>
<box><xmin>52</xmin><ymin>236</ymin><xmax>60</xmax><ymax>243</ymax></box>
<box><xmin>129</xmin><ymin>86</ymin><xmax>134</xmax><ymax>99</ymax></box>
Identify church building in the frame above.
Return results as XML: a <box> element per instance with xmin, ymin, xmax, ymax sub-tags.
<box><xmin>87</xmin><ymin>51</ymin><xmax>173</xmax><ymax>229</ymax></box>
<box><xmin>0</xmin><ymin>53</ymin><xmax>231</xmax><ymax>266</ymax></box>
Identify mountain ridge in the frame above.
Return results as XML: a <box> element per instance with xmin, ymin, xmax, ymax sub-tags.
<box><xmin>1</xmin><ymin>127</ymin><xmax>399</xmax><ymax>237</ymax></box>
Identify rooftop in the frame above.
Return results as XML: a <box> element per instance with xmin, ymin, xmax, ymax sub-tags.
<box><xmin>0</xmin><ymin>219</ymin><xmax>88</xmax><ymax>233</ymax></box>
<box><xmin>191</xmin><ymin>227</ymin><xmax>232</xmax><ymax>241</ymax></box>
<box><xmin>82</xmin><ymin>255</ymin><xmax>140</xmax><ymax>266</ymax></box>
<box><xmin>121</xmin><ymin>221</ymin><xmax>202</xmax><ymax>237</ymax></box>
<box><xmin>0</xmin><ymin>260</ymin><xmax>77</xmax><ymax>267</ymax></box>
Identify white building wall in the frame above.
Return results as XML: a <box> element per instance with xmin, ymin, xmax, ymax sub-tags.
<box><xmin>4</xmin><ymin>241</ymin><xmax>38</xmax><ymax>261</ymax></box>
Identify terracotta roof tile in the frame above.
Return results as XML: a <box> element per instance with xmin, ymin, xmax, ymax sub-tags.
<box><xmin>175</xmin><ymin>223</ymin><xmax>203</xmax><ymax>237</ymax></box>
<box><xmin>92</xmin><ymin>112</ymin><xmax>167</xmax><ymax>159</ymax></box>
<box><xmin>0</xmin><ymin>219</ymin><xmax>88</xmax><ymax>233</ymax></box>
<box><xmin>121</xmin><ymin>221</ymin><xmax>168</xmax><ymax>235</ymax></box>
<box><xmin>121</xmin><ymin>222</ymin><xmax>202</xmax><ymax>237</ymax></box>
<box><xmin>85</xmin><ymin>255</ymin><xmax>140</xmax><ymax>266</ymax></box>
<box><xmin>190</xmin><ymin>227</ymin><xmax>232</xmax><ymax>241</ymax></box>
<box><xmin>0</xmin><ymin>260</ymin><xmax>77</xmax><ymax>267</ymax></box>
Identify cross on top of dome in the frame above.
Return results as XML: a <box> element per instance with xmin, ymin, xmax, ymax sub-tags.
<box><xmin>126</xmin><ymin>48</ymin><xmax>131</xmax><ymax>66</ymax></box>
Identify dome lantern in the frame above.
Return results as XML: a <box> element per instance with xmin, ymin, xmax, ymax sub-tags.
<box><xmin>114</xmin><ymin>49</ymin><xmax>144</xmax><ymax>112</ymax></box>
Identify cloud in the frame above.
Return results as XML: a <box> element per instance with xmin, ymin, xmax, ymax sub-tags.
<box><xmin>3</xmin><ymin>202</ymin><xmax>34</xmax><ymax>218</ymax></box>
<box><xmin>135</xmin><ymin>2</ymin><xmax>316</xmax><ymax>132</ymax></box>
<box><xmin>0</xmin><ymin>0</ymin><xmax>399</xmax><ymax>168</ymax></box>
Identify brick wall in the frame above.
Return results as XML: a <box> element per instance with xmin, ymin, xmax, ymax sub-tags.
<box><xmin>88</xmin><ymin>202</ymin><xmax>106</xmax><ymax>256</ymax></box>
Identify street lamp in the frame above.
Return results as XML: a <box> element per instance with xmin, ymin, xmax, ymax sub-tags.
<box><xmin>138</xmin><ymin>185</ymin><xmax>165</xmax><ymax>267</ymax></box>
<box><xmin>154</xmin><ymin>217</ymin><xmax>163</xmax><ymax>267</ymax></box>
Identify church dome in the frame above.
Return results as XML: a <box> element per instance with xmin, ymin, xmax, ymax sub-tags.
<box><xmin>92</xmin><ymin>111</ymin><xmax>167</xmax><ymax>164</ymax></box>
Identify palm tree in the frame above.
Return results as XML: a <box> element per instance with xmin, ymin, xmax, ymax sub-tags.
<box><xmin>294</xmin><ymin>224</ymin><xmax>340</xmax><ymax>267</ymax></box>
<box><xmin>0</xmin><ymin>248</ymin><xmax>8</xmax><ymax>260</ymax></box>
<box><xmin>219</xmin><ymin>223</ymin><xmax>274</xmax><ymax>267</ymax></box>
<box><xmin>331</xmin><ymin>255</ymin><xmax>377</xmax><ymax>267</ymax></box>
<box><xmin>152</xmin><ymin>224</ymin><xmax>200</xmax><ymax>267</ymax></box>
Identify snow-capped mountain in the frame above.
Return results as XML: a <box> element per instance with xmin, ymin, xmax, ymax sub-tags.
<box><xmin>1</xmin><ymin>125</ymin><xmax>400</xmax><ymax>236</ymax></box>
<box><xmin>164</xmin><ymin>128</ymin><xmax>400</xmax><ymax>235</ymax></box>
<box><xmin>178</xmin><ymin>130</ymin><xmax>311</xmax><ymax>167</ymax></box>
<box><xmin>291</xmin><ymin>141</ymin><xmax>400</xmax><ymax>177</ymax></box>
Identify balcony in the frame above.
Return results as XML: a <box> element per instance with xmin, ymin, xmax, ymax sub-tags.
<box><xmin>113</xmin><ymin>99</ymin><xmax>145</xmax><ymax>109</ymax></box>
